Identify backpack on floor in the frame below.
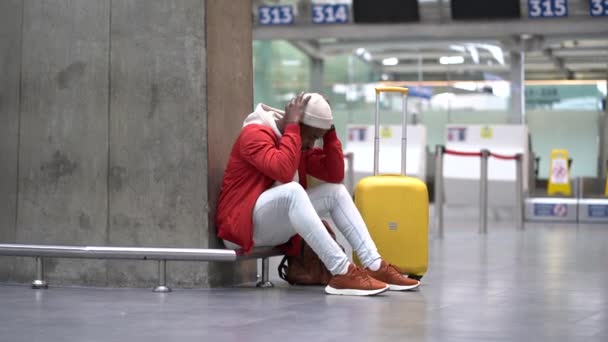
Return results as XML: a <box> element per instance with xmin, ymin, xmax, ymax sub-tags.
<box><xmin>277</xmin><ymin>220</ymin><xmax>340</xmax><ymax>286</ymax></box>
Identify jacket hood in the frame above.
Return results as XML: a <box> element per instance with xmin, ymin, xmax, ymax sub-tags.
<box><xmin>243</xmin><ymin>103</ymin><xmax>284</xmax><ymax>137</ymax></box>
<box><xmin>242</xmin><ymin>103</ymin><xmax>299</xmax><ymax>186</ymax></box>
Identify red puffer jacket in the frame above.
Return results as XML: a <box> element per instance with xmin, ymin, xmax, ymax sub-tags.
<box><xmin>216</xmin><ymin>123</ymin><xmax>344</xmax><ymax>253</ymax></box>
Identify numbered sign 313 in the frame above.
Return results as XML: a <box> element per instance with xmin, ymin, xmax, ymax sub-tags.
<box><xmin>258</xmin><ymin>5</ymin><xmax>295</xmax><ymax>25</ymax></box>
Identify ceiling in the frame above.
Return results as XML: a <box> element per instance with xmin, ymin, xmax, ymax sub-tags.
<box><xmin>316</xmin><ymin>37</ymin><xmax>608</xmax><ymax>81</ymax></box>
<box><xmin>253</xmin><ymin>0</ymin><xmax>608</xmax><ymax>81</ymax></box>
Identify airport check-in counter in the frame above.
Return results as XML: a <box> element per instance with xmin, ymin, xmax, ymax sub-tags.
<box><xmin>525</xmin><ymin>177</ymin><xmax>608</xmax><ymax>223</ymax></box>
<box><xmin>577</xmin><ymin>177</ymin><xmax>608</xmax><ymax>223</ymax></box>
<box><xmin>442</xmin><ymin>125</ymin><xmax>529</xmax><ymax>208</ymax></box>
<box><xmin>344</xmin><ymin>124</ymin><xmax>427</xmax><ymax>183</ymax></box>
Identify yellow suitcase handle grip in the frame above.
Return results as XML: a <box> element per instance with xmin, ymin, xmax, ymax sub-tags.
<box><xmin>375</xmin><ymin>86</ymin><xmax>408</xmax><ymax>95</ymax></box>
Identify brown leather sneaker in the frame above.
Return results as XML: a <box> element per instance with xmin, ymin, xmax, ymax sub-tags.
<box><xmin>366</xmin><ymin>260</ymin><xmax>420</xmax><ymax>291</ymax></box>
<box><xmin>325</xmin><ymin>264</ymin><xmax>389</xmax><ymax>296</ymax></box>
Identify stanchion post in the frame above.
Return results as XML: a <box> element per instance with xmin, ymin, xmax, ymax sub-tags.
<box><xmin>346</xmin><ymin>152</ymin><xmax>355</xmax><ymax>194</ymax></box>
<box><xmin>153</xmin><ymin>260</ymin><xmax>171</xmax><ymax>293</ymax></box>
<box><xmin>515</xmin><ymin>153</ymin><xmax>524</xmax><ymax>230</ymax></box>
<box><xmin>434</xmin><ymin>145</ymin><xmax>445</xmax><ymax>238</ymax></box>
<box><xmin>32</xmin><ymin>257</ymin><xmax>48</xmax><ymax>289</ymax></box>
<box><xmin>256</xmin><ymin>257</ymin><xmax>274</xmax><ymax>288</ymax></box>
<box><xmin>479</xmin><ymin>149</ymin><xmax>490</xmax><ymax>234</ymax></box>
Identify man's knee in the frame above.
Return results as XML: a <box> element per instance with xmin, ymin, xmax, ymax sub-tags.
<box><xmin>319</xmin><ymin>183</ymin><xmax>349</xmax><ymax>197</ymax></box>
<box><xmin>279</xmin><ymin>182</ymin><xmax>308</xmax><ymax>200</ymax></box>
<box><xmin>280</xmin><ymin>181</ymin><xmax>305</xmax><ymax>192</ymax></box>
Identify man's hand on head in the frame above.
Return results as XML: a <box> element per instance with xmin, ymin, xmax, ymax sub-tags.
<box><xmin>284</xmin><ymin>92</ymin><xmax>311</xmax><ymax>125</ymax></box>
<box><xmin>323</xmin><ymin>124</ymin><xmax>335</xmax><ymax>137</ymax></box>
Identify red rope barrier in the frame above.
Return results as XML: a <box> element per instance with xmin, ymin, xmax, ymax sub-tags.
<box><xmin>444</xmin><ymin>149</ymin><xmax>482</xmax><ymax>157</ymax></box>
<box><xmin>489</xmin><ymin>152</ymin><xmax>518</xmax><ymax>160</ymax></box>
<box><xmin>443</xmin><ymin>148</ymin><xmax>519</xmax><ymax>160</ymax></box>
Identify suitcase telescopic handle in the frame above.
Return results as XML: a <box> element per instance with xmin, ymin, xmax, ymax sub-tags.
<box><xmin>374</xmin><ymin>86</ymin><xmax>409</xmax><ymax>176</ymax></box>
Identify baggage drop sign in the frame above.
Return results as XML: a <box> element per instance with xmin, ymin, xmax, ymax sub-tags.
<box><xmin>589</xmin><ymin>205</ymin><xmax>608</xmax><ymax>218</ymax></box>
<box><xmin>447</xmin><ymin>127</ymin><xmax>467</xmax><ymax>142</ymax></box>
<box><xmin>348</xmin><ymin>126</ymin><xmax>368</xmax><ymax>142</ymax></box>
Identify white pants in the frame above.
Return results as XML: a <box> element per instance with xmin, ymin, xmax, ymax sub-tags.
<box><xmin>249</xmin><ymin>182</ymin><xmax>381</xmax><ymax>275</ymax></box>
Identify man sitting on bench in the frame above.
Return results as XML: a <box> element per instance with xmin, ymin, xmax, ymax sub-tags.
<box><xmin>216</xmin><ymin>93</ymin><xmax>420</xmax><ymax>296</ymax></box>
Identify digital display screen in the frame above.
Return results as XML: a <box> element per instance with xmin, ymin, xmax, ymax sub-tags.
<box><xmin>451</xmin><ymin>0</ymin><xmax>521</xmax><ymax>20</ymax></box>
<box><xmin>353</xmin><ymin>0</ymin><xmax>420</xmax><ymax>23</ymax></box>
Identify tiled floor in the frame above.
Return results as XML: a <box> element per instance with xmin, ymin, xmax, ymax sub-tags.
<box><xmin>1</xmin><ymin>221</ymin><xmax>607</xmax><ymax>342</ymax></box>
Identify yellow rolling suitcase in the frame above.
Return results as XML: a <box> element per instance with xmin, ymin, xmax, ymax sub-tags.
<box><xmin>354</xmin><ymin>86</ymin><xmax>429</xmax><ymax>279</ymax></box>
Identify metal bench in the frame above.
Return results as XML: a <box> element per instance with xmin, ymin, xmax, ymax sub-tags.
<box><xmin>0</xmin><ymin>244</ymin><xmax>283</xmax><ymax>292</ymax></box>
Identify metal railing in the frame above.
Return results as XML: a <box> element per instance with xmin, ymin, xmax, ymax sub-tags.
<box><xmin>0</xmin><ymin>154</ymin><xmax>356</xmax><ymax>292</ymax></box>
<box><xmin>434</xmin><ymin>145</ymin><xmax>525</xmax><ymax>237</ymax></box>
<box><xmin>0</xmin><ymin>244</ymin><xmax>281</xmax><ymax>292</ymax></box>
<box><xmin>344</xmin><ymin>152</ymin><xmax>355</xmax><ymax>193</ymax></box>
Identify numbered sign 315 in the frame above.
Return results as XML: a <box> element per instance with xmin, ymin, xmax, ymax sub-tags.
<box><xmin>312</xmin><ymin>4</ymin><xmax>349</xmax><ymax>24</ymax></box>
<box><xmin>258</xmin><ymin>6</ymin><xmax>295</xmax><ymax>25</ymax></box>
<box><xmin>528</xmin><ymin>0</ymin><xmax>568</xmax><ymax>18</ymax></box>
<box><xmin>590</xmin><ymin>0</ymin><xmax>608</xmax><ymax>16</ymax></box>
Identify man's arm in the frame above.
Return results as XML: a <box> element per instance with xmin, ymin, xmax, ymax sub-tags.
<box><xmin>240</xmin><ymin>124</ymin><xmax>302</xmax><ymax>184</ymax></box>
<box><xmin>305</xmin><ymin>128</ymin><xmax>344</xmax><ymax>183</ymax></box>
<box><xmin>240</xmin><ymin>93</ymin><xmax>310</xmax><ymax>183</ymax></box>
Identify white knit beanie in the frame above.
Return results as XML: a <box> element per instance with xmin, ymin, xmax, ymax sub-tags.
<box><xmin>301</xmin><ymin>93</ymin><xmax>333</xmax><ymax>130</ymax></box>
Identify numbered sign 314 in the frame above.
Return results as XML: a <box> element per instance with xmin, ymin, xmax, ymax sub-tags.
<box><xmin>528</xmin><ymin>0</ymin><xmax>568</xmax><ymax>18</ymax></box>
<box><xmin>312</xmin><ymin>4</ymin><xmax>349</xmax><ymax>24</ymax></box>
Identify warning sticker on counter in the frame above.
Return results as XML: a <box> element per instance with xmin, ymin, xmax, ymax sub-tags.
<box><xmin>588</xmin><ymin>205</ymin><xmax>608</xmax><ymax>218</ymax></box>
<box><xmin>550</xmin><ymin>158</ymin><xmax>569</xmax><ymax>185</ymax></box>
<box><xmin>480</xmin><ymin>126</ymin><xmax>493</xmax><ymax>139</ymax></box>
<box><xmin>534</xmin><ymin>203</ymin><xmax>568</xmax><ymax>217</ymax></box>
<box><xmin>380</xmin><ymin>126</ymin><xmax>393</xmax><ymax>139</ymax></box>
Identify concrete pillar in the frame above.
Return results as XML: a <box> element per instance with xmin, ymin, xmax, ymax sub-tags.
<box><xmin>0</xmin><ymin>0</ymin><xmax>254</xmax><ymax>288</ymax></box>
<box><xmin>15</xmin><ymin>0</ymin><xmax>111</xmax><ymax>284</ymax></box>
<box><xmin>310</xmin><ymin>57</ymin><xmax>324</xmax><ymax>92</ymax></box>
<box><xmin>509</xmin><ymin>50</ymin><xmax>526</xmax><ymax>124</ymax></box>
<box><xmin>206</xmin><ymin>0</ymin><xmax>256</xmax><ymax>287</ymax></box>
<box><xmin>0</xmin><ymin>0</ymin><xmax>23</xmax><ymax>280</ymax></box>
<box><xmin>106</xmin><ymin>0</ymin><xmax>208</xmax><ymax>287</ymax></box>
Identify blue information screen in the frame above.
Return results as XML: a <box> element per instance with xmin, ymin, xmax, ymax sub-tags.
<box><xmin>534</xmin><ymin>203</ymin><xmax>568</xmax><ymax>217</ymax></box>
<box><xmin>528</xmin><ymin>0</ymin><xmax>568</xmax><ymax>18</ymax></box>
<box><xmin>590</xmin><ymin>0</ymin><xmax>608</xmax><ymax>16</ymax></box>
<box><xmin>407</xmin><ymin>86</ymin><xmax>433</xmax><ymax>99</ymax></box>
<box><xmin>588</xmin><ymin>205</ymin><xmax>608</xmax><ymax>218</ymax></box>
<box><xmin>312</xmin><ymin>4</ymin><xmax>349</xmax><ymax>24</ymax></box>
<box><xmin>258</xmin><ymin>6</ymin><xmax>295</xmax><ymax>25</ymax></box>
